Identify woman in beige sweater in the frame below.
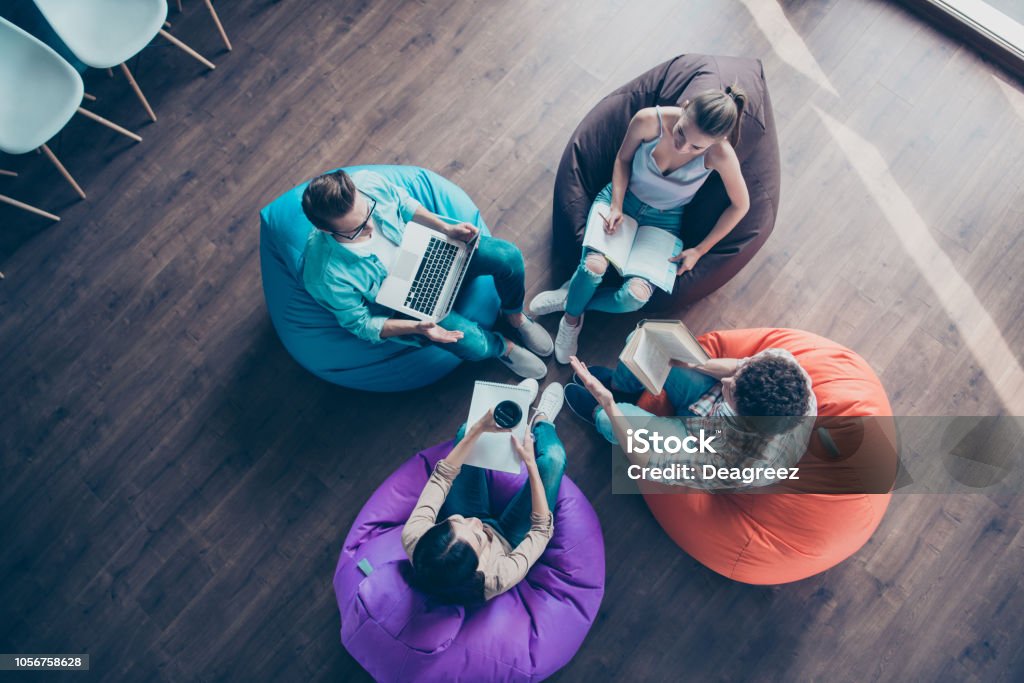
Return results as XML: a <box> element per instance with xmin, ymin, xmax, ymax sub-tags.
<box><xmin>401</xmin><ymin>383</ymin><xmax>566</xmax><ymax>604</ymax></box>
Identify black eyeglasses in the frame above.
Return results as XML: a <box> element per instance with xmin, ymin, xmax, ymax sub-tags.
<box><xmin>329</xmin><ymin>192</ymin><xmax>376</xmax><ymax>241</ymax></box>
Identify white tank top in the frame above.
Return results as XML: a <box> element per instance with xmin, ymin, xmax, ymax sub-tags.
<box><xmin>629</xmin><ymin>106</ymin><xmax>713</xmax><ymax>210</ymax></box>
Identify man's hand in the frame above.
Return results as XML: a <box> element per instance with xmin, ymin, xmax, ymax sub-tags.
<box><xmin>416</xmin><ymin>321</ymin><xmax>464</xmax><ymax>343</ymax></box>
<box><xmin>511</xmin><ymin>432</ymin><xmax>537</xmax><ymax>468</ymax></box>
<box><xmin>669</xmin><ymin>248</ymin><xmax>702</xmax><ymax>275</ymax></box>
<box><xmin>568</xmin><ymin>356</ymin><xmax>615</xmax><ymax>407</ymax></box>
<box><xmin>602</xmin><ymin>206</ymin><xmax>625</xmax><ymax>235</ymax></box>
<box><xmin>447</xmin><ymin>222</ymin><xmax>479</xmax><ymax>243</ymax></box>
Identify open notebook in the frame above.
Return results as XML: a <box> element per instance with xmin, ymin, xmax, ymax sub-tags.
<box><xmin>463</xmin><ymin>381</ymin><xmax>534</xmax><ymax>473</ymax></box>
<box><xmin>582</xmin><ymin>205</ymin><xmax>683</xmax><ymax>294</ymax></box>
<box><xmin>619</xmin><ymin>319</ymin><xmax>710</xmax><ymax>394</ymax></box>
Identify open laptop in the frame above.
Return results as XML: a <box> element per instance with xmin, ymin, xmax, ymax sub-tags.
<box><xmin>374</xmin><ymin>221</ymin><xmax>480</xmax><ymax>322</ymax></box>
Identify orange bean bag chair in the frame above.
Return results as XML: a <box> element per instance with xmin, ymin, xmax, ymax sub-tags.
<box><xmin>636</xmin><ymin>328</ymin><xmax>897</xmax><ymax>584</ymax></box>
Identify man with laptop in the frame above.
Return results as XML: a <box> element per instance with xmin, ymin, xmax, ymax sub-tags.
<box><xmin>300</xmin><ymin>169</ymin><xmax>552</xmax><ymax>380</ymax></box>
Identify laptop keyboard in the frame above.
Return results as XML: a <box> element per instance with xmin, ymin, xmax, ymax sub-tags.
<box><xmin>405</xmin><ymin>238</ymin><xmax>458</xmax><ymax>315</ymax></box>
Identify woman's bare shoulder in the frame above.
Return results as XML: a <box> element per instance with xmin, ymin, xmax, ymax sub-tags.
<box><xmin>631</xmin><ymin>107</ymin><xmax>661</xmax><ymax>126</ymax></box>
<box><xmin>658</xmin><ymin>105</ymin><xmax>684</xmax><ymax>123</ymax></box>
<box><xmin>705</xmin><ymin>139</ymin><xmax>738</xmax><ymax>167</ymax></box>
<box><xmin>630</xmin><ymin>107</ymin><xmax>670</xmax><ymax>139</ymax></box>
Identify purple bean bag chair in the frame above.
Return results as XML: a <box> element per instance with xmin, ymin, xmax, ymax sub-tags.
<box><xmin>334</xmin><ymin>442</ymin><xmax>605</xmax><ymax>682</ymax></box>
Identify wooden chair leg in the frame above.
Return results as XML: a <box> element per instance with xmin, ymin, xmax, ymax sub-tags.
<box><xmin>0</xmin><ymin>193</ymin><xmax>61</xmax><ymax>221</ymax></box>
<box><xmin>119</xmin><ymin>62</ymin><xmax>157</xmax><ymax>122</ymax></box>
<box><xmin>83</xmin><ymin>92</ymin><xmax>97</xmax><ymax>101</ymax></box>
<box><xmin>158</xmin><ymin>28</ymin><xmax>216</xmax><ymax>70</ymax></box>
<box><xmin>76</xmin><ymin>107</ymin><xmax>142</xmax><ymax>143</ymax></box>
<box><xmin>176</xmin><ymin>0</ymin><xmax>183</xmax><ymax>11</ymax></box>
<box><xmin>39</xmin><ymin>144</ymin><xmax>86</xmax><ymax>200</ymax></box>
<box><xmin>0</xmin><ymin>169</ymin><xmax>17</xmax><ymax>177</ymax></box>
<box><xmin>203</xmin><ymin>0</ymin><xmax>232</xmax><ymax>51</ymax></box>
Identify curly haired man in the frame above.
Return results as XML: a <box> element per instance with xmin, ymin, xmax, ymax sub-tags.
<box><xmin>566</xmin><ymin>342</ymin><xmax>816</xmax><ymax>490</ymax></box>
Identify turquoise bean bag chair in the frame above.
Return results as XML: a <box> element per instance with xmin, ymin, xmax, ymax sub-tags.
<box><xmin>259</xmin><ymin>165</ymin><xmax>501</xmax><ymax>391</ymax></box>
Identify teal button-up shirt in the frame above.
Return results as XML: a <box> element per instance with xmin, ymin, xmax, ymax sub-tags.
<box><xmin>301</xmin><ymin>170</ymin><xmax>422</xmax><ymax>344</ymax></box>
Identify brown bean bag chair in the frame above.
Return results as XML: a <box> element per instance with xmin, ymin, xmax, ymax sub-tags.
<box><xmin>635</xmin><ymin>328</ymin><xmax>897</xmax><ymax>584</ymax></box>
<box><xmin>552</xmin><ymin>54</ymin><xmax>780</xmax><ymax>309</ymax></box>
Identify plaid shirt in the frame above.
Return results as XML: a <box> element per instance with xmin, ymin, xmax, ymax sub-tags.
<box><xmin>646</xmin><ymin>349</ymin><xmax>817</xmax><ymax>490</ymax></box>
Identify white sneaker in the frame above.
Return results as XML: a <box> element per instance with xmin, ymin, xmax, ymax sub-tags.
<box><xmin>554</xmin><ymin>315</ymin><xmax>582</xmax><ymax>365</ymax></box>
<box><xmin>529</xmin><ymin>280</ymin><xmax>571</xmax><ymax>316</ymax></box>
<box><xmin>532</xmin><ymin>383</ymin><xmax>565</xmax><ymax>424</ymax></box>
<box><xmin>514</xmin><ymin>315</ymin><xmax>554</xmax><ymax>357</ymax></box>
<box><xmin>498</xmin><ymin>343</ymin><xmax>548</xmax><ymax>379</ymax></box>
<box><xmin>517</xmin><ymin>378</ymin><xmax>539</xmax><ymax>404</ymax></box>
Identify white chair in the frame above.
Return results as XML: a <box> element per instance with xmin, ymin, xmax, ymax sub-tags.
<box><xmin>33</xmin><ymin>0</ymin><xmax>216</xmax><ymax>123</ymax></box>
<box><xmin>0</xmin><ymin>17</ymin><xmax>142</xmax><ymax>211</ymax></box>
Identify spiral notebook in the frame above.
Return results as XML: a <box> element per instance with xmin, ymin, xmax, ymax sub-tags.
<box><xmin>463</xmin><ymin>381</ymin><xmax>533</xmax><ymax>473</ymax></box>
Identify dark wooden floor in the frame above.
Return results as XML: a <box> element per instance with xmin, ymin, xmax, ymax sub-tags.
<box><xmin>2</xmin><ymin>0</ymin><xmax>1023</xmax><ymax>681</ymax></box>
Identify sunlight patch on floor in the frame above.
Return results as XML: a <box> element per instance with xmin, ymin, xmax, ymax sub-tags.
<box><xmin>815</xmin><ymin>106</ymin><xmax>1024</xmax><ymax>414</ymax></box>
<box><xmin>993</xmin><ymin>74</ymin><xmax>1024</xmax><ymax>120</ymax></box>
<box><xmin>738</xmin><ymin>0</ymin><xmax>839</xmax><ymax>96</ymax></box>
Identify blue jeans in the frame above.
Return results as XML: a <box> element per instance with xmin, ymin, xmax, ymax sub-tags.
<box><xmin>564</xmin><ymin>183</ymin><xmax>685</xmax><ymax>317</ymax></box>
<box><xmin>408</xmin><ymin>235</ymin><xmax>525</xmax><ymax>361</ymax></box>
<box><xmin>594</xmin><ymin>360</ymin><xmax>717</xmax><ymax>444</ymax></box>
<box><xmin>441</xmin><ymin>421</ymin><xmax>566</xmax><ymax>547</ymax></box>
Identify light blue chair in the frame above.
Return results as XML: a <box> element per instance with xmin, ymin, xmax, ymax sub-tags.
<box><xmin>33</xmin><ymin>0</ymin><xmax>216</xmax><ymax>123</ymax></box>
<box><xmin>259</xmin><ymin>165</ymin><xmax>501</xmax><ymax>392</ymax></box>
<box><xmin>0</xmin><ymin>16</ymin><xmax>140</xmax><ymax>214</ymax></box>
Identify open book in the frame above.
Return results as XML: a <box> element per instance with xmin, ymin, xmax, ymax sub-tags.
<box><xmin>582</xmin><ymin>205</ymin><xmax>683</xmax><ymax>294</ymax></box>
<box><xmin>619</xmin><ymin>320</ymin><xmax>711</xmax><ymax>395</ymax></box>
<box><xmin>463</xmin><ymin>381</ymin><xmax>533</xmax><ymax>473</ymax></box>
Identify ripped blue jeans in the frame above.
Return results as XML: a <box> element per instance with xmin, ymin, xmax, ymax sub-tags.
<box><xmin>563</xmin><ymin>183</ymin><xmax>685</xmax><ymax>317</ymax></box>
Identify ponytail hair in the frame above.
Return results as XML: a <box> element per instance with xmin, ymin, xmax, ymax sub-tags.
<box><xmin>686</xmin><ymin>84</ymin><xmax>747</xmax><ymax>147</ymax></box>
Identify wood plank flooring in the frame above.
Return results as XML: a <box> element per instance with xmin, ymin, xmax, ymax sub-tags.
<box><xmin>1</xmin><ymin>0</ymin><xmax>1023</xmax><ymax>681</ymax></box>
